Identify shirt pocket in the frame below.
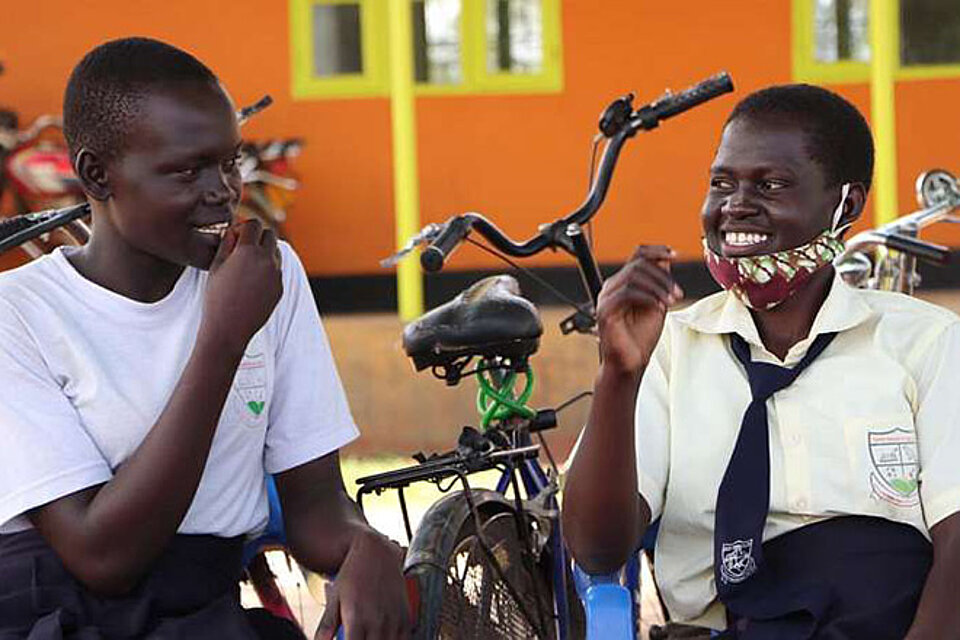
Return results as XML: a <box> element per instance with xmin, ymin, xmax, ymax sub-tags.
<box><xmin>843</xmin><ymin>413</ymin><xmax>922</xmax><ymax>518</ymax></box>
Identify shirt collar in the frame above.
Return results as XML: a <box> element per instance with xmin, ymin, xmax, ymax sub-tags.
<box><xmin>674</xmin><ymin>269</ymin><xmax>873</xmax><ymax>350</ymax></box>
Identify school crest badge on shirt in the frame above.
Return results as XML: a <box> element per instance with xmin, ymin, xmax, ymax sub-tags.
<box><xmin>720</xmin><ymin>539</ymin><xmax>756</xmax><ymax>584</ymax></box>
<box><xmin>231</xmin><ymin>333</ymin><xmax>269</xmax><ymax>428</ymax></box>
<box><xmin>868</xmin><ymin>428</ymin><xmax>919</xmax><ymax>507</ymax></box>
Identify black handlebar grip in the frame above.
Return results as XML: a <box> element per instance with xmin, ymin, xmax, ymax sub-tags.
<box><xmin>0</xmin><ymin>215</ymin><xmax>39</xmax><ymax>242</ymax></box>
<box><xmin>884</xmin><ymin>233</ymin><xmax>951</xmax><ymax>265</ymax></box>
<box><xmin>657</xmin><ymin>72</ymin><xmax>734</xmax><ymax>120</ymax></box>
<box><xmin>421</xmin><ymin>216</ymin><xmax>473</xmax><ymax>272</ymax></box>
<box><xmin>0</xmin><ymin>202</ymin><xmax>91</xmax><ymax>255</ymax></box>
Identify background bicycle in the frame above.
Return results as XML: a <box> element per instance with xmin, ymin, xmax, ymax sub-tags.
<box><xmin>0</xmin><ymin>61</ymin><xmax>87</xmax><ymax>259</ymax></box>
<box><xmin>237</xmin><ymin>137</ymin><xmax>303</xmax><ymax>237</ymax></box>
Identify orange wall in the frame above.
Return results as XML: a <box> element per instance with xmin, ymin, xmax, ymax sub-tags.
<box><xmin>3</xmin><ymin>1</ymin><xmax>960</xmax><ymax>276</ymax></box>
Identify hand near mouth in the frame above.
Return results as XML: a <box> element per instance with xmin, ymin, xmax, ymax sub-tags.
<box><xmin>201</xmin><ymin>218</ymin><xmax>283</xmax><ymax>357</ymax></box>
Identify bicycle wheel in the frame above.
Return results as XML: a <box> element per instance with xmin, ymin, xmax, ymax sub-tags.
<box><xmin>405</xmin><ymin>489</ymin><xmax>561</xmax><ymax>640</ymax></box>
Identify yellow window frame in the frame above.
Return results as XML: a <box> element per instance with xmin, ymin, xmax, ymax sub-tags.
<box><xmin>290</xmin><ymin>0</ymin><xmax>563</xmax><ymax>99</ymax></box>
<box><xmin>290</xmin><ymin>0</ymin><xmax>389</xmax><ymax>99</ymax></box>
<box><xmin>792</xmin><ymin>0</ymin><xmax>960</xmax><ymax>84</ymax></box>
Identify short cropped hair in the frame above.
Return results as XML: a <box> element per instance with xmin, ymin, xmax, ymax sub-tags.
<box><xmin>725</xmin><ymin>84</ymin><xmax>875</xmax><ymax>193</ymax></box>
<box><xmin>63</xmin><ymin>37</ymin><xmax>219</xmax><ymax>163</ymax></box>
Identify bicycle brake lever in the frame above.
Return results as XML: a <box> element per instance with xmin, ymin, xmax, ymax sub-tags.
<box><xmin>560</xmin><ymin>308</ymin><xmax>597</xmax><ymax>335</ymax></box>
<box><xmin>380</xmin><ymin>223</ymin><xmax>443</xmax><ymax>267</ymax></box>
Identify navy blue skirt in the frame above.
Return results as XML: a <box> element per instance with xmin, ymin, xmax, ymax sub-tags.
<box><xmin>0</xmin><ymin>529</ymin><xmax>262</xmax><ymax>639</ymax></box>
<box><xmin>722</xmin><ymin>516</ymin><xmax>933</xmax><ymax>640</ymax></box>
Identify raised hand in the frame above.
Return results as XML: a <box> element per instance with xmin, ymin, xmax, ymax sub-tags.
<box><xmin>201</xmin><ymin>218</ymin><xmax>283</xmax><ymax>355</ymax></box>
<box><xmin>596</xmin><ymin>245</ymin><xmax>684</xmax><ymax>375</ymax></box>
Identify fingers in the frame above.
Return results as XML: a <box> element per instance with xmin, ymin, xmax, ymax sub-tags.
<box><xmin>236</xmin><ymin>217</ymin><xmax>262</xmax><ymax>245</ymax></box>
<box><xmin>601</xmin><ymin>246</ymin><xmax>684</xmax><ymax>312</ymax></box>
<box><xmin>340</xmin><ymin>600</ymin><xmax>412</xmax><ymax>640</ymax></box>
<box><xmin>259</xmin><ymin>225</ymin><xmax>276</xmax><ymax>248</ymax></box>
<box><xmin>258</xmin><ymin>225</ymin><xmax>282</xmax><ymax>267</ymax></box>
<box><xmin>628</xmin><ymin>244</ymin><xmax>676</xmax><ymax>265</ymax></box>
<box><xmin>209</xmin><ymin>223</ymin><xmax>240</xmax><ymax>271</ymax></box>
<box><xmin>315</xmin><ymin>588</ymin><xmax>341</xmax><ymax>640</ymax></box>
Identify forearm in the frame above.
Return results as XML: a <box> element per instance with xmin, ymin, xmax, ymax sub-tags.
<box><xmin>31</xmin><ymin>329</ymin><xmax>245</xmax><ymax>594</ymax></box>
<box><xmin>905</xmin><ymin>515</ymin><xmax>960</xmax><ymax>640</ymax></box>
<box><xmin>285</xmin><ymin>491</ymin><xmax>374</xmax><ymax>576</ymax></box>
<box><xmin>562</xmin><ymin>363</ymin><xmax>648</xmax><ymax>574</ymax></box>
<box><xmin>276</xmin><ymin>453</ymin><xmax>381</xmax><ymax>576</ymax></box>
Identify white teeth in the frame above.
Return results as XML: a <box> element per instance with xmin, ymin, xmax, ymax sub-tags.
<box><xmin>724</xmin><ymin>232</ymin><xmax>769</xmax><ymax>247</ymax></box>
<box><xmin>195</xmin><ymin>222</ymin><xmax>229</xmax><ymax>237</ymax></box>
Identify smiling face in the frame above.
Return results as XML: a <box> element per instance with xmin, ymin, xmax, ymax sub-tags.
<box><xmin>99</xmin><ymin>82</ymin><xmax>242</xmax><ymax>272</ymax></box>
<box><xmin>702</xmin><ymin>116</ymin><xmax>846</xmax><ymax>259</ymax></box>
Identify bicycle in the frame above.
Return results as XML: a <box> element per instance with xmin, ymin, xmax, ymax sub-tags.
<box><xmin>834</xmin><ymin>168</ymin><xmax>957</xmax><ymax>293</ymax></box>
<box><xmin>0</xmin><ymin>112</ymin><xmax>88</xmax><ymax>258</ymax></box>
<box><xmin>365</xmin><ymin>72</ymin><xmax>735</xmax><ymax>640</ymax></box>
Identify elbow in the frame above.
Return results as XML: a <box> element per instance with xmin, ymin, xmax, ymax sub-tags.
<box><xmin>67</xmin><ymin>550</ymin><xmax>144</xmax><ymax>597</ymax></box>
<box><xmin>562</xmin><ymin>511</ymin><xmax>637</xmax><ymax>576</ymax></box>
<box><xmin>82</xmin><ymin>563</ymin><xmax>141</xmax><ymax>598</ymax></box>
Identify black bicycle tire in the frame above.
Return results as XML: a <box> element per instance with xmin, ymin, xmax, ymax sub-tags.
<box><xmin>405</xmin><ymin>489</ymin><xmax>569</xmax><ymax>640</ymax></box>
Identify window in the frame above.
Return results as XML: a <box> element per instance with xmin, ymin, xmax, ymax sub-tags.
<box><xmin>312</xmin><ymin>4</ymin><xmax>363</xmax><ymax>76</ymax></box>
<box><xmin>900</xmin><ymin>0</ymin><xmax>960</xmax><ymax>67</ymax></box>
<box><xmin>290</xmin><ymin>0</ymin><xmax>563</xmax><ymax>99</ymax></box>
<box><xmin>813</xmin><ymin>0</ymin><xmax>869</xmax><ymax>64</ymax></box>
<box><xmin>795</xmin><ymin>0</ymin><xmax>960</xmax><ymax>83</ymax></box>
<box><xmin>413</xmin><ymin>0</ymin><xmax>463</xmax><ymax>85</ymax></box>
<box><xmin>291</xmin><ymin>0</ymin><xmax>388</xmax><ymax>98</ymax></box>
<box><xmin>486</xmin><ymin>0</ymin><xmax>544</xmax><ymax>75</ymax></box>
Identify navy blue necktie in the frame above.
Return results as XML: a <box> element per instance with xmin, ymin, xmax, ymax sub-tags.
<box><xmin>714</xmin><ymin>331</ymin><xmax>837</xmax><ymax>603</ymax></box>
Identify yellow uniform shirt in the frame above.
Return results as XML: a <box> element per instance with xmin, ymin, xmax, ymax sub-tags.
<box><xmin>637</xmin><ymin>272</ymin><xmax>960</xmax><ymax>629</ymax></box>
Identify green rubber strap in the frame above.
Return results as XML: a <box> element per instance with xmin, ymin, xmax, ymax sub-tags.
<box><xmin>476</xmin><ymin>362</ymin><xmax>536</xmax><ymax>429</ymax></box>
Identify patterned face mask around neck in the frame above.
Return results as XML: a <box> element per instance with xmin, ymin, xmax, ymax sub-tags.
<box><xmin>703</xmin><ymin>184</ymin><xmax>850</xmax><ymax>311</ymax></box>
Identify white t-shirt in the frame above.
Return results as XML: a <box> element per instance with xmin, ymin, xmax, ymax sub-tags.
<box><xmin>0</xmin><ymin>242</ymin><xmax>358</xmax><ymax>536</ymax></box>
<box><xmin>636</xmin><ymin>271</ymin><xmax>960</xmax><ymax>628</ymax></box>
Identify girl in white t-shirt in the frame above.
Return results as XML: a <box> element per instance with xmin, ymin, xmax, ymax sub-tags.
<box><xmin>0</xmin><ymin>37</ymin><xmax>411</xmax><ymax>639</ymax></box>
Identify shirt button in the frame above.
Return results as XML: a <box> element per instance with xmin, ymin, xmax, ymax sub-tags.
<box><xmin>786</xmin><ymin>433</ymin><xmax>802</xmax><ymax>446</ymax></box>
<box><xmin>794</xmin><ymin>498</ymin><xmax>808</xmax><ymax>510</ymax></box>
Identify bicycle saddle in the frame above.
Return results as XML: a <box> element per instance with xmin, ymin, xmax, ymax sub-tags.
<box><xmin>403</xmin><ymin>275</ymin><xmax>542</xmax><ymax>371</ymax></box>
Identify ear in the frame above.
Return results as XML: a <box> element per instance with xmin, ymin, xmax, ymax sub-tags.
<box><xmin>836</xmin><ymin>182</ymin><xmax>867</xmax><ymax>235</ymax></box>
<box><xmin>74</xmin><ymin>148</ymin><xmax>111</xmax><ymax>201</ymax></box>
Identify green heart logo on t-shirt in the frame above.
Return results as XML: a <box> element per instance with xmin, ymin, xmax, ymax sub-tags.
<box><xmin>247</xmin><ymin>401</ymin><xmax>265</xmax><ymax>416</ymax></box>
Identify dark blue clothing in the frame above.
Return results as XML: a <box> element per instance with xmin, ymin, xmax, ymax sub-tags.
<box><xmin>720</xmin><ymin>516</ymin><xmax>932</xmax><ymax>639</ymax></box>
<box><xmin>714</xmin><ymin>332</ymin><xmax>837</xmax><ymax>596</ymax></box>
<box><xmin>711</xmin><ymin>331</ymin><xmax>932</xmax><ymax>638</ymax></box>
<box><xmin>0</xmin><ymin>529</ymin><xmax>261</xmax><ymax>639</ymax></box>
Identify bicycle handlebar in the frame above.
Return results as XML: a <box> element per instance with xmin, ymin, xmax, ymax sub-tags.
<box><xmin>629</xmin><ymin>72</ymin><xmax>734</xmax><ymax>131</ymax></box>
<box><xmin>420</xmin><ymin>72</ymin><xmax>734</xmax><ymax>273</ymax></box>
<box><xmin>0</xmin><ymin>202</ymin><xmax>91</xmax><ymax>255</ymax></box>
<box><xmin>841</xmin><ymin>229</ymin><xmax>951</xmax><ymax>265</ymax></box>
<box><xmin>421</xmin><ymin>215</ymin><xmax>474</xmax><ymax>272</ymax></box>
<box><xmin>237</xmin><ymin>95</ymin><xmax>273</xmax><ymax>126</ymax></box>
<box><xmin>879</xmin><ymin>232</ymin><xmax>950</xmax><ymax>264</ymax></box>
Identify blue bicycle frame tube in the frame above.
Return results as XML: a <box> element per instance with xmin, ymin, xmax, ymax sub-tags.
<box><xmin>494</xmin><ymin>457</ymin><xmax>578</xmax><ymax>639</ymax></box>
